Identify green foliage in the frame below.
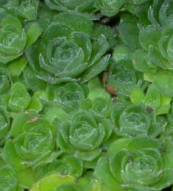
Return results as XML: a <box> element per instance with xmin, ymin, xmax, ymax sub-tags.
<box><xmin>0</xmin><ymin>1</ymin><xmax>173</xmax><ymax>191</ymax></box>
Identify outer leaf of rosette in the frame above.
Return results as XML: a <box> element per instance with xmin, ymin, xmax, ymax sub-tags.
<box><xmin>132</xmin><ymin>49</ymin><xmax>157</xmax><ymax>73</ymax></box>
<box><xmin>25</xmin><ymin>21</ymin><xmax>42</xmax><ymax>48</ymax></box>
<box><xmin>78</xmin><ymin>174</ymin><xmax>106</xmax><ymax>191</ymax></box>
<box><xmin>144</xmin><ymin>84</ymin><xmax>171</xmax><ymax>115</ymax></box>
<box><xmin>87</xmin><ymin>77</ymin><xmax>111</xmax><ymax>100</ymax></box>
<box><xmin>118</xmin><ymin>14</ymin><xmax>140</xmax><ymax>50</ymax></box>
<box><xmin>96</xmin><ymin>0</ymin><xmax>126</xmax><ymax>17</ymax></box>
<box><xmin>152</xmin><ymin>70</ymin><xmax>173</xmax><ymax>97</ymax></box>
<box><xmin>8</xmin><ymin>57</ymin><xmax>27</xmax><ymax>77</ymax></box>
<box><xmin>82</xmin><ymin>55</ymin><xmax>110</xmax><ymax>83</ymax></box>
<box><xmin>30</xmin><ymin>174</ymin><xmax>75</xmax><ymax>191</ymax></box>
<box><xmin>0</xmin><ymin>67</ymin><xmax>10</xmax><ymax>94</ymax></box>
<box><xmin>138</xmin><ymin>25</ymin><xmax>161</xmax><ymax>51</ymax></box>
<box><xmin>132</xmin><ymin>0</ymin><xmax>150</xmax><ymax>4</ymax></box>
<box><xmin>22</xmin><ymin>66</ymin><xmax>47</xmax><ymax>91</ymax></box>
<box><xmin>53</xmin><ymin>12</ymin><xmax>93</xmax><ymax>35</ymax></box>
<box><xmin>94</xmin><ymin>156</ymin><xmax>125</xmax><ymax>191</ymax></box>
<box><xmin>45</xmin><ymin>0</ymin><xmax>95</xmax><ymax>13</ymax></box>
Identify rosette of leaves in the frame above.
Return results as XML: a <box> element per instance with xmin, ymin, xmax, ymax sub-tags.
<box><xmin>26</xmin><ymin>12</ymin><xmax>110</xmax><ymax>84</ymax></box>
<box><xmin>3</xmin><ymin>112</ymin><xmax>58</xmax><ymax>188</ymax></box>
<box><xmin>31</xmin><ymin>173</ymin><xmax>103</xmax><ymax>191</ymax></box>
<box><xmin>112</xmin><ymin>103</ymin><xmax>167</xmax><ymax>138</ymax></box>
<box><xmin>0</xmin><ymin>8</ymin><xmax>27</xmax><ymax>64</ymax></box>
<box><xmin>135</xmin><ymin>0</ymin><xmax>173</xmax><ymax>70</ymax></box>
<box><xmin>93</xmin><ymin>24</ymin><xmax>117</xmax><ymax>50</ymax></box>
<box><xmin>45</xmin><ymin>0</ymin><xmax>95</xmax><ymax>13</ymax></box>
<box><xmin>0</xmin><ymin>158</ymin><xmax>22</xmax><ymax>191</ymax></box>
<box><xmin>3</xmin><ymin>0</ymin><xmax>39</xmax><ymax>21</ymax></box>
<box><xmin>95</xmin><ymin>137</ymin><xmax>173</xmax><ymax>191</ymax></box>
<box><xmin>132</xmin><ymin>0</ymin><xmax>173</xmax><ymax>96</ymax></box>
<box><xmin>47</xmin><ymin>82</ymin><xmax>88</xmax><ymax>112</ymax></box>
<box><xmin>56</xmin><ymin>109</ymin><xmax>113</xmax><ymax>164</ymax></box>
<box><xmin>7</xmin><ymin>82</ymin><xmax>31</xmax><ymax>112</ymax></box>
<box><xmin>95</xmin><ymin>0</ymin><xmax>150</xmax><ymax>17</ymax></box>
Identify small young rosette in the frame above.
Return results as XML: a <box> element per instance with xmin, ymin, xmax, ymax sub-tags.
<box><xmin>0</xmin><ymin>162</ymin><xmax>22</xmax><ymax>191</ymax></box>
<box><xmin>47</xmin><ymin>82</ymin><xmax>88</xmax><ymax>112</ymax></box>
<box><xmin>0</xmin><ymin>8</ymin><xmax>27</xmax><ymax>64</ymax></box>
<box><xmin>3</xmin><ymin>112</ymin><xmax>58</xmax><ymax>188</ymax></box>
<box><xmin>112</xmin><ymin>104</ymin><xmax>167</xmax><ymax>138</ymax></box>
<box><xmin>56</xmin><ymin>110</ymin><xmax>113</xmax><ymax>163</ymax></box>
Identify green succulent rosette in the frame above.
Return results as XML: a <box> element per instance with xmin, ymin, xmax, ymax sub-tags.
<box><xmin>26</xmin><ymin>12</ymin><xmax>110</xmax><ymax>84</ymax></box>
<box><xmin>0</xmin><ymin>8</ymin><xmax>27</xmax><ymax>64</ymax></box>
<box><xmin>56</xmin><ymin>109</ymin><xmax>113</xmax><ymax>164</ymax></box>
<box><xmin>47</xmin><ymin>82</ymin><xmax>88</xmax><ymax>112</ymax></box>
<box><xmin>3</xmin><ymin>112</ymin><xmax>58</xmax><ymax>188</ymax></box>
<box><xmin>7</xmin><ymin>82</ymin><xmax>31</xmax><ymax>112</ymax></box>
<box><xmin>132</xmin><ymin>0</ymin><xmax>173</xmax><ymax>97</ymax></box>
<box><xmin>95</xmin><ymin>137</ymin><xmax>173</xmax><ymax>191</ymax></box>
<box><xmin>0</xmin><ymin>158</ymin><xmax>22</xmax><ymax>191</ymax></box>
<box><xmin>3</xmin><ymin>0</ymin><xmax>39</xmax><ymax>21</ymax></box>
<box><xmin>112</xmin><ymin>103</ymin><xmax>167</xmax><ymax>138</ymax></box>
